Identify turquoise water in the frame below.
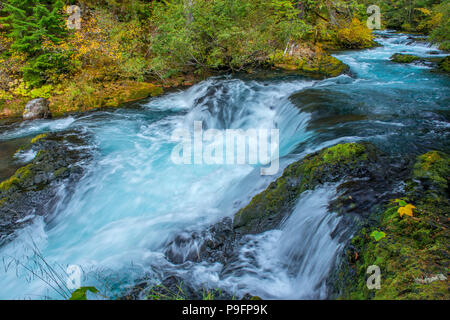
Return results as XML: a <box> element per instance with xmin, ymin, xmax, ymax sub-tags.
<box><xmin>0</xmin><ymin>31</ymin><xmax>448</xmax><ymax>299</ymax></box>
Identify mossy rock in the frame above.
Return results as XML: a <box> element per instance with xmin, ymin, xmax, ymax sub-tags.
<box><xmin>274</xmin><ymin>53</ymin><xmax>349</xmax><ymax>78</ymax></box>
<box><xmin>0</xmin><ymin>131</ymin><xmax>92</xmax><ymax>244</ymax></box>
<box><xmin>31</xmin><ymin>133</ymin><xmax>48</xmax><ymax>144</ymax></box>
<box><xmin>438</xmin><ymin>56</ymin><xmax>450</xmax><ymax>73</ymax></box>
<box><xmin>336</xmin><ymin>150</ymin><xmax>450</xmax><ymax>300</ymax></box>
<box><xmin>412</xmin><ymin>151</ymin><xmax>449</xmax><ymax>191</ymax></box>
<box><xmin>390</xmin><ymin>53</ymin><xmax>421</xmax><ymax>63</ymax></box>
<box><xmin>233</xmin><ymin>142</ymin><xmax>378</xmax><ymax>234</ymax></box>
<box><xmin>0</xmin><ymin>163</ymin><xmax>34</xmax><ymax>192</ymax></box>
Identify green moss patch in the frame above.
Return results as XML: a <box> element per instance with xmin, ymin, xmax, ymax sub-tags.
<box><xmin>340</xmin><ymin>151</ymin><xmax>450</xmax><ymax>300</ymax></box>
<box><xmin>438</xmin><ymin>56</ymin><xmax>450</xmax><ymax>73</ymax></box>
<box><xmin>273</xmin><ymin>51</ymin><xmax>349</xmax><ymax>78</ymax></box>
<box><xmin>30</xmin><ymin>133</ymin><xmax>48</xmax><ymax>144</ymax></box>
<box><xmin>0</xmin><ymin>163</ymin><xmax>34</xmax><ymax>192</ymax></box>
<box><xmin>390</xmin><ymin>53</ymin><xmax>421</xmax><ymax>63</ymax></box>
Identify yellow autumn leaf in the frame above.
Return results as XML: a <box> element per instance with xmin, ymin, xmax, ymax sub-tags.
<box><xmin>398</xmin><ymin>204</ymin><xmax>416</xmax><ymax>217</ymax></box>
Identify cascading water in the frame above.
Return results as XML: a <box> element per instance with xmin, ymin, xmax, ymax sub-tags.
<box><xmin>0</xmin><ymin>31</ymin><xmax>448</xmax><ymax>299</ymax></box>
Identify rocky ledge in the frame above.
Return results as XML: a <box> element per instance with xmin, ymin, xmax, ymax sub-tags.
<box><xmin>331</xmin><ymin>151</ymin><xmax>449</xmax><ymax>299</ymax></box>
<box><xmin>129</xmin><ymin>142</ymin><xmax>449</xmax><ymax>300</ymax></box>
<box><xmin>126</xmin><ymin>142</ymin><xmax>418</xmax><ymax>299</ymax></box>
<box><xmin>0</xmin><ymin>131</ymin><xmax>92</xmax><ymax>245</ymax></box>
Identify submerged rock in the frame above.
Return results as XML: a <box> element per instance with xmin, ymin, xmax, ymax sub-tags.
<box><xmin>390</xmin><ymin>53</ymin><xmax>422</xmax><ymax>63</ymax></box>
<box><xmin>22</xmin><ymin>98</ymin><xmax>52</xmax><ymax>120</ymax></box>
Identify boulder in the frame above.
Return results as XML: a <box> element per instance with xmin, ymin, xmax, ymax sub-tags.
<box><xmin>390</xmin><ymin>53</ymin><xmax>421</xmax><ymax>63</ymax></box>
<box><xmin>22</xmin><ymin>98</ymin><xmax>51</xmax><ymax>120</ymax></box>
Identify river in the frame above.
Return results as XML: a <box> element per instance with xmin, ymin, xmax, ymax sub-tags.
<box><xmin>0</xmin><ymin>30</ymin><xmax>448</xmax><ymax>299</ymax></box>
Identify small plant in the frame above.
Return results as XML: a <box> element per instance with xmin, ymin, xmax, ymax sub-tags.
<box><xmin>370</xmin><ymin>230</ymin><xmax>386</xmax><ymax>241</ymax></box>
<box><xmin>69</xmin><ymin>286</ymin><xmax>99</xmax><ymax>300</ymax></box>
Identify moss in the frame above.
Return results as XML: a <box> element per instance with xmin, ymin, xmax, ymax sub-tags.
<box><xmin>233</xmin><ymin>143</ymin><xmax>373</xmax><ymax>233</ymax></box>
<box><xmin>49</xmin><ymin>80</ymin><xmax>164</xmax><ymax>115</ymax></box>
<box><xmin>438</xmin><ymin>56</ymin><xmax>450</xmax><ymax>73</ymax></box>
<box><xmin>0</xmin><ymin>197</ymin><xmax>6</xmax><ymax>206</ymax></box>
<box><xmin>412</xmin><ymin>151</ymin><xmax>449</xmax><ymax>190</ymax></box>
<box><xmin>273</xmin><ymin>49</ymin><xmax>349</xmax><ymax>78</ymax></box>
<box><xmin>285</xmin><ymin>55</ymin><xmax>348</xmax><ymax>77</ymax></box>
<box><xmin>53</xmin><ymin>167</ymin><xmax>69</xmax><ymax>178</ymax></box>
<box><xmin>30</xmin><ymin>133</ymin><xmax>48</xmax><ymax>144</ymax></box>
<box><xmin>340</xmin><ymin>150</ymin><xmax>450</xmax><ymax>300</ymax></box>
<box><xmin>390</xmin><ymin>53</ymin><xmax>421</xmax><ymax>63</ymax></box>
<box><xmin>103</xmin><ymin>82</ymin><xmax>164</xmax><ymax>107</ymax></box>
<box><xmin>0</xmin><ymin>163</ymin><xmax>33</xmax><ymax>192</ymax></box>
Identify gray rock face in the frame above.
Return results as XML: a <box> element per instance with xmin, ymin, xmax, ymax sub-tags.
<box><xmin>23</xmin><ymin>98</ymin><xmax>51</xmax><ymax>120</ymax></box>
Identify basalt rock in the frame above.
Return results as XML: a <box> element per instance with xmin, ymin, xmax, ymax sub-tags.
<box><xmin>330</xmin><ymin>151</ymin><xmax>450</xmax><ymax>300</ymax></box>
<box><xmin>0</xmin><ymin>131</ymin><xmax>92</xmax><ymax>245</ymax></box>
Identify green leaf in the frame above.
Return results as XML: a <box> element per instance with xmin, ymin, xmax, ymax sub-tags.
<box><xmin>370</xmin><ymin>230</ymin><xmax>386</xmax><ymax>241</ymax></box>
<box><xmin>69</xmin><ymin>287</ymin><xmax>99</xmax><ymax>300</ymax></box>
<box><xmin>394</xmin><ymin>199</ymin><xmax>407</xmax><ymax>207</ymax></box>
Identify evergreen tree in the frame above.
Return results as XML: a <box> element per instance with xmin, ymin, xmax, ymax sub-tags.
<box><xmin>0</xmin><ymin>0</ymin><xmax>69</xmax><ymax>86</ymax></box>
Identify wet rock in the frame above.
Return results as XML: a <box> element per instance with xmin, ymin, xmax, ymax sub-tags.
<box><xmin>232</xmin><ymin>142</ymin><xmax>383</xmax><ymax>234</ymax></box>
<box><xmin>22</xmin><ymin>98</ymin><xmax>51</xmax><ymax>120</ymax></box>
<box><xmin>330</xmin><ymin>150</ymin><xmax>450</xmax><ymax>299</ymax></box>
<box><xmin>0</xmin><ymin>131</ymin><xmax>92</xmax><ymax>245</ymax></box>
<box><xmin>144</xmin><ymin>142</ymin><xmax>408</xmax><ymax>300</ymax></box>
<box><xmin>390</xmin><ymin>53</ymin><xmax>421</xmax><ymax>63</ymax></box>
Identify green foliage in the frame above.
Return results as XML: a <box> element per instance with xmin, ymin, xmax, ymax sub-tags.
<box><xmin>429</xmin><ymin>2</ymin><xmax>450</xmax><ymax>50</ymax></box>
<box><xmin>0</xmin><ymin>0</ymin><xmax>70</xmax><ymax>86</ymax></box>
<box><xmin>150</xmin><ymin>0</ymin><xmax>309</xmax><ymax>78</ymax></box>
<box><xmin>336</xmin><ymin>18</ymin><xmax>375</xmax><ymax>49</ymax></box>
<box><xmin>370</xmin><ymin>230</ymin><xmax>386</xmax><ymax>241</ymax></box>
<box><xmin>69</xmin><ymin>286</ymin><xmax>99</xmax><ymax>300</ymax></box>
